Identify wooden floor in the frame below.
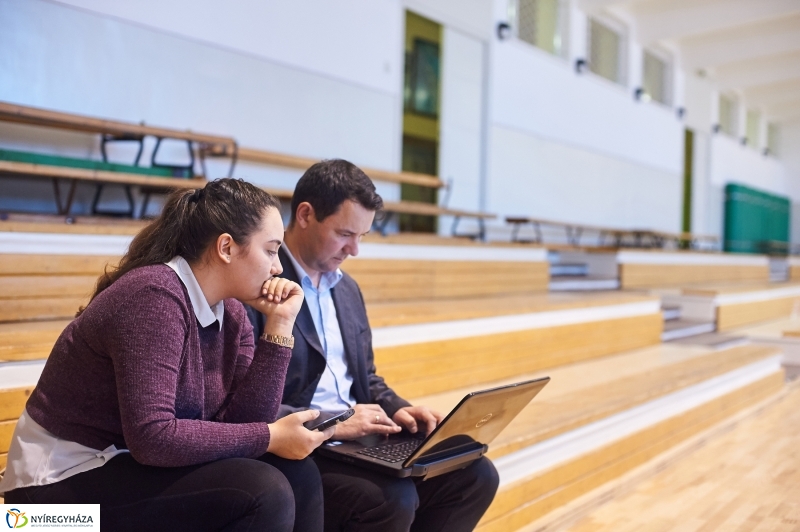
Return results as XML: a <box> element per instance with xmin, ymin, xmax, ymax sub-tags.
<box><xmin>557</xmin><ymin>382</ymin><xmax>800</xmax><ymax>532</ymax></box>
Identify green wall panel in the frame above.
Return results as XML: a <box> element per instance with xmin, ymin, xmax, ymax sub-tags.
<box><xmin>724</xmin><ymin>183</ymin><xmax>790</xmax><ymax>254</ymax></box>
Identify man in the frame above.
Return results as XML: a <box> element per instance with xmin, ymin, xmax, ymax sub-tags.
<box><xmin>247</xmin><ymin>159</ymin><xmax>499</xmax><ymax>532</ymax></box>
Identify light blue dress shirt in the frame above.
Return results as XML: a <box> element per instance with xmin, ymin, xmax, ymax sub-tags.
<box><xmin>283</xmin><ymin>245</ymin><xmax>355</xmax><ymax>411</ymax></box>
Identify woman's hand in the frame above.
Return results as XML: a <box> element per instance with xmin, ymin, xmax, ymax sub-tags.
<box><xmin>244</xmin><ymin>277</ymin><xmax>304</xmax><ymax>337</ymax></box>
<box><xmin>267</xmin><ymin>410</ymin><xmax>334</xmax><ymax>460</ymax></box>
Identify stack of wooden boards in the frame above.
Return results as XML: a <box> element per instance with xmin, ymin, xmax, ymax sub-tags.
<box><xmin>1</xmin><ymin>222</ymin><xmax>792</xmax><ymax>531</ymax></box>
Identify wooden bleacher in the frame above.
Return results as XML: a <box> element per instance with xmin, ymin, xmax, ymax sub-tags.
<box><xmin>0</xmin><ymin>224</ymin><xmax>790</xmax><ymax>530</ymax></box>
<box><xmin>232</xmin><ymin>148</ymin><xmax>497</xmax><ymax>238</ymax></box>
<box><xmin>680</xmin><ymin>283</ymin><xmax>800</xmax><ymax>331</ymax></box>
<box><xmin>506</xmin><ymin>215</ymin><xmax>720</xmax><ymax>250</ymax></box>
<box><xmin>618</xmin><ymin>249</ymin><xmax>771</xmax><ymax>289</ymax></box>
<box><xmin>0</xmin><ymin>101</ymin><xmax>233</xmax><ymax>217</ymax></box>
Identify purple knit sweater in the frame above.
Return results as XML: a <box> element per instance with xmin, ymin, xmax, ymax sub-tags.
<box><xmin>25</xmin><ymin>264</ymin><xmax>291</xmax><ymax>467</ymax></box>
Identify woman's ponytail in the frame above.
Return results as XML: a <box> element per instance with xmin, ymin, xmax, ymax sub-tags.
<box><xmin>77</xmin><ymin>178</ymin><xmax>280</xmax><ymax>316</ymax></box>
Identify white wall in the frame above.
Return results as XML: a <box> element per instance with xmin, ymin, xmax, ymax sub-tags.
<box><xmin>438</xmin><ymin>27</ymin><xmax>487</xmax><ymax>236</ymax></box>
<box><xmin>709</xmin><ymin>135</ymin><xmax>787</xmax><ymax>194</ymax></box>
<box><xmin>51</xmin><ymin>0</ymin><xmax>404</xmax><ymax>96</ymax></box>
<box><xmin>0</xmin><ymin>0</ymin><xmax>405</xmax><ymax>215</ymax></box>
<box><xmin>485</xmin><ymin>2</ymin><xmax>685</xmax><ymax>236</ymax></box>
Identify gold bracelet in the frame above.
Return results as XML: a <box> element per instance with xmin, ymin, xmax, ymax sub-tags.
<box><xmin>261</xmin><ymin>333</ymin><xmax>295</xmax><ymax>349</ymax></box>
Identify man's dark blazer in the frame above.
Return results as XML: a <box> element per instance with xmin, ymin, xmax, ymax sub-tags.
<box><xmin>246</xmin><ymin>246</ymin><xmax>411</xmax><ymax>419</ymax></box>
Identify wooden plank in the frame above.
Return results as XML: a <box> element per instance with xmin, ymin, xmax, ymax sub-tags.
<box><xmin>0</xmin><ymin>160</ymin><xmax>208</xmax><ymax>189</ymax></box>
<box><xmin>0</xmin><ymin>319</ymin><xmax>67</xmax><ymax>361</ymax></box>
<box><xmin>717</xmin><ymin>297</ymin><xmax>800</xmax><ymax>331</ymax></box>
<box><xmin>375</xmin><ymin>313</ymin><xmax>663</xmax><ymax>398</ymax></box>
<box><xmin>557</xmin><ymin>381</ymin><xmax>800</xmax><ymax>532</ymax></box>
<box><xmin>0</xmin><ymin>387</ymin><xmax>34</xmax><ymax>421</ymax></box>
<box><xmin>0</xmin><ymin>452</ymin><xmax>6</xmax><ymax>472</ymax></box>
<box><xmin>0</xmin><ymin>296</ymin><xmax>85</xmax><ymax>322</ymax></box>
<box><xmin>259</xmin><ymin>185</ymin><xmax>495</xmax><ymax>220</ymax></box>
<box><xmin>0</xmin><ymin>213</ymin><xmax>146</xmax><ymax>235</ymax></box>
<box><xmin>343</xmin><ymin>260</ymin><xmax>549</xmax><ymax>302</ymax></box>
<box><xmin>0</xmin><ymin>274</ymin><xmax>97</xmax><ymax>299</ymax></box>
<box><xmin>233</xmin><ymin>146</ymin><xmax>445</xmax><ymax>188</ymax></box>
<box><xmin>620</xmin><ymin>263</ymin><xmax>769</xmax><ymax>288</ymax></box>
<box><xmin>476</xmin><ymin>373</ymin><xmax>784</xmax><ymax>531</ymax></box>
<box><xmin>486</xmin><ymin>344</ymin><xmax>779</xmax><ymax>459</ymax></box>
<box><xmin>381</xmin><ymin>200</ymin><xmax>496</xmax><ymax>219</ymax></box>
<box><xmin>0</xmin><ymin>255</ymin><xmax>115</xmax><ymax>275</ymax></box>
<box><xmin>0</xmin><ymin>419</ymin><xmax>17</xmax><ymax>454</ymax></box>
<box><xmin>366</xmin><ymin>291</ymin><xmax>659</xmax><ymax>328</ymax></box>
<box><xmin>0</xmin><ymin>101</ymin><xmax>236</xmax><ymax>148</ymax></box>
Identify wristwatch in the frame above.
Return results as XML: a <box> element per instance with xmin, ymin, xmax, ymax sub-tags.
<box><xmin>261</xmin><ymin>333</ymin><xmax>295</xmax><ymax>349</ymax></box>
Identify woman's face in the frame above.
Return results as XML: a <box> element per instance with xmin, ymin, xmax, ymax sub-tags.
<box><xmin>228</xmin><ymin>207</ymin><xmax>285</xmax><ymax>301</ymax></box>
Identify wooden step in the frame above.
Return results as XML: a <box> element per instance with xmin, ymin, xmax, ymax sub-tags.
<box><xmin>486</xmin><ymin>344</ymin><xmax>778</xmax><ymax>459</ymax></box>
<box><xmin>376</xmin><ymin>313</ymin><xmax>662</xmax><ymax>398</ymax></box>
<box><xmin>477</xmin><ymin>372</ymin><xmax>784</xmax><ymax>531</ymax></box>
<box><xmin>0</xmin><ymin>320</ymin><xmax>69</xmax><ymax>361</ymax></box>
<box><xmin>344</xmin><ymin>259</ymin><xmax>548</xmax><ymax>302</ymax></box>
<box><xmin>0</xmin><ymin>297</ymin><xmax>85</xmax><ymax>322</ymax></box>
<box><xmin>366</xmin><ymin>291</ymin><xmax>657</xmax><ymax>328</ymax></box>
<box><xmin>562</xmin><ymin>383</ymin><xmax>800</xmax><ymax>532</ymax></box>
<box><xmin>0</xmin><ymin>254</ymin><xmax>116</xmax><ymax>275</ymax></box>
<box><xmin>369</xmin><ymin>291</ymin><xmax>661</xmax><ymax>398</ymax></box>
<box><xmin>0</xmin><ymin>274</ymin><xmax>97</xmax><ymax>299</ymax></box>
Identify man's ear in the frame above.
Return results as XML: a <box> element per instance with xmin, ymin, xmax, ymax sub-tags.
<box><xmin>216</xmin><ymin>233</ymin><xmax>234</xmax><ymax>263</ymax></box>
<box><xmin>294</xmin><ymin>202</ymin><xmax>316</xmax><ymax>229</ymax></box>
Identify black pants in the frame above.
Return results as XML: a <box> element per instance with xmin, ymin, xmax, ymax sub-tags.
<box><xmin>313</xmin><ymin>456</ymin><xmax>499</xmax><ymax>532</ymax></box>
<box><xmin>4</xmin><ymin>453</ymin><xmax>323</xmax><ymax>532</ymax></box>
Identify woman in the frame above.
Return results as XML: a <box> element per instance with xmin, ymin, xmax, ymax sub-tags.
<box><xmin>0</xmin><ymin>179</ymin><xmax>332</xmax><ymax>531</ymax></box>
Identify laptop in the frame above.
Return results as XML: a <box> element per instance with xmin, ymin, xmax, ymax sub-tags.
<box><xmin>315</xmin><ymin>377</ymin><xmax>550</xmax><ymax>480</ymax></box>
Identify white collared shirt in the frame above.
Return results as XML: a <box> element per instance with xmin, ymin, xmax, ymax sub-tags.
<box><xmin>165</xmin><ymin>256</ymin><xmax>225</xmax><ymax>330</ymax></box>
<box><xmin>283</xmin><ymin>246</ymin><xmax>355</xmax><ymax>411</ymax></box>
<box><xmin>0</xmin><ymin>258</ymin><xmax>224</xmax><ymax>493</ymax></box>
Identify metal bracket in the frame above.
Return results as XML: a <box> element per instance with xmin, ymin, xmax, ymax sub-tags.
<box><xmin>52</xmin><ymin>178</ymin><xmax>78</xmax><ymax>217</ymax></box>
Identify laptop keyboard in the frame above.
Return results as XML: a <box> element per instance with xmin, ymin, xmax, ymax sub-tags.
<box><xmin>356</xmin><ymin>439</ymin><xmax>423</xmax><ymax>463</ymax></box>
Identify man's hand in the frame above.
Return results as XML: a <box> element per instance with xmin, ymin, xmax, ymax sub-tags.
<box><xmin>332</xmin><ymin>404</ymin><xmax>401</xmax><ymax>440</ymax></box>
<box><xmin>392</xmin><ymin>405</ymin><xmax>443</xmax><ymax>435</ymax></box>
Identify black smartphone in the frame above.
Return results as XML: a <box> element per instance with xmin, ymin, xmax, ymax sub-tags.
<box><xmin>303</xmin><ymin>409</ymin><xmax>355</xmax><ymax>431</ymax></box>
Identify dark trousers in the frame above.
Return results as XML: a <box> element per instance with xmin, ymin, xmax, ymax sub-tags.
<box><xmin>313</xmin><ymin>456</ymin><xmax>499</xmax><ymax>532</ymax></box>
<box><xmin>4</xmin><ymin>453</ymin><xmax>323</xmax><ymax>532</ymax></box>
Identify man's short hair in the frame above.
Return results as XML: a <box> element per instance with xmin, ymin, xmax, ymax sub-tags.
<box><xmin>291</xmin><ymin>159</ymin><xmax>384</xmax><ymax>224</ymax></box>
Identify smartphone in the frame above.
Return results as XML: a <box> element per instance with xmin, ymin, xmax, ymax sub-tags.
<box><xmin>303</xmin><ymin>409</ymin><xmax>355</xmax><ymax>431</ymax></box>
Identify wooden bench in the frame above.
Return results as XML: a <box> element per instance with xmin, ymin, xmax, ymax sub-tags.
<box><xmin>263</xmin><ymin>187</ymin><xmax>496</xmax><ymax>239</ymax></box>
<box><xmin>506</xmin><ymin>216</ymin><xmax>719</xmax><ymax>250</ymax></box>
<box><xmin>0</xmin><ymin>158</ymin><xmax>206</xmax><ymax>218</ymax></box>
<box><xmin>0</xmin><ymin>101</ymin><xmax>235</xmax><ymax>217</ymax></box>
<box><xmin>216</xmin><ymin>149</ymin><xmax>496</xmax><ymax>239</ymax></box>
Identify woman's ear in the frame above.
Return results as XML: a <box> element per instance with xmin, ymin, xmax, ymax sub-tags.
<box><xmin>216</xmin><ymin>233</ymin><xmax>234</xmax><ymax>263</ymax></box>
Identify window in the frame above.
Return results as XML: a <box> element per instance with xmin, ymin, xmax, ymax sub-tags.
<box><xmin>403</xmin><ymin>39</ymin><xmax>440</xmax><ymax>117</ymax></box>
<box><xmin>588</xmin><ymin>18</ymin><xmax>626</xmax><ymax>85</ymax></box>
<box><xmin>517</xmin><ymin>0</ymin><xmax>566</xmax><ymax>57</ymax></box>
<box><xmin>643</xmin><ymin>50</ymin><xmax>671</xmax><ymax>105</ymax></box>
<box><xmin>718</xmin><ymin>94</ymin><xmax>737</xmax><ymax>137</ymax></box>
<box><xmin>745</xmin><ymin>110</ymin><xmax>760</xmax><ymax>149</ymax></box>
<box><xmin>767</xmin><ymin>123</ymin><xmax>780</xmax><ymax>157</ymax></box>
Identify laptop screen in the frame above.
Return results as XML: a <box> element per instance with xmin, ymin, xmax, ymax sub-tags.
<box><xmin>404</xmin><ymin>377</ymin><xmax>550</xmax><ymax>466</ymax></box>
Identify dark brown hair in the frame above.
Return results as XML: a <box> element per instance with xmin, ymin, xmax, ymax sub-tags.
<box><xmin>78</xmin><ymin>178</ymin><xmax>280</xmax><ymax>316</ymax></box>
<box><xmin>290</xmin><ymin>159</ymin><xmax>383</xmax><ymax>225</ymax></box>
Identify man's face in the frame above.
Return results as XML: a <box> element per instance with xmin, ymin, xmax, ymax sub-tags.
<box><xmin>300</xmin><ymin>200</ymin><xmax>375</xmax><ymax>273</ymax></box>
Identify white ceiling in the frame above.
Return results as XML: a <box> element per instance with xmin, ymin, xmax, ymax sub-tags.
<box><xmin>581</xmin><ymin>0</ymin><xmax>800</xmax><ymax>123</ymax></box>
